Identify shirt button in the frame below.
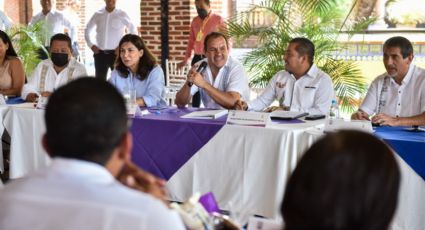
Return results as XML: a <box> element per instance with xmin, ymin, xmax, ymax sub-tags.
<box><xmin>398</xmin><ymin>103</ymin><xmax>400</xmax><ymax>106</ymax></box>
<box><xmin>398</xmin><ymin>91</ymin><xmax>401</xmax><ymax>93</ymax></box>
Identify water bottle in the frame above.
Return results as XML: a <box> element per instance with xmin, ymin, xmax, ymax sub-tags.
<box><xmin>328</xmin><ymin>99</ymin><xmax>339</xmax><ymax>120</ymax></box>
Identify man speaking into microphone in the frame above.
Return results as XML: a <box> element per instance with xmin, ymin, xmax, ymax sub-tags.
<box><xmin>175</xmin><ymin>32</ymin><xmax>250</xmax><ymax>109</ymax></box>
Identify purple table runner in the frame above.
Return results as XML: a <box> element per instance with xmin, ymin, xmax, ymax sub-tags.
<box><xmin>130</xmin><ymin>107</ymin><xmax>226</xmax><ymax>180</ymax></box>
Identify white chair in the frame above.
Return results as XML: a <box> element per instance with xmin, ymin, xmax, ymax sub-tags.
<box><xmin>165</xmin><ymin>59</ymin><xmax>190</xmax><ymax>105</ymax></box>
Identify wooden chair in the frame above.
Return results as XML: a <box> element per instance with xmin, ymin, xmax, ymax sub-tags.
<box><xmin>164</xmin><ymin>59</ymin><xmax>190</xmax><ymax>105</ymax></box>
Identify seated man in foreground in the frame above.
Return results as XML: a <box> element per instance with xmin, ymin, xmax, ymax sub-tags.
<box><xmin>175</xmin><ymin>32</ymin><xmax>250</xmax><ymax>109</ymax></box>
<box><xmin>0</xmin><ymin>78</ymin><xmax>185</xmax><ymax>229</ymax></box>
<box><xmin>352</xmin><ymin>36</ymin><xmax>425</xmax><ymax>126</ymax></box>
<box><xmin>235</xmin><ymin>37</ymin><xmax>334</xmax><ymax>114</ymax></box>
<box><xmin>22</xmin><ymin>33</ymin><xmax>87</xmax><ymax>102</ymax></box>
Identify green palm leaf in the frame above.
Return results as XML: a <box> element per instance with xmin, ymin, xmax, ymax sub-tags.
<box><xmin>228</xmin><ymin>0</ymin><xmax>372</xmax><ymax>113</ymax></box>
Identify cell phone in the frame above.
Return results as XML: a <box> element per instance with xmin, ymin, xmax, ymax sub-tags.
<box><xmin>305</xmin><ymin>114</ymin><xmax>326</xmax><ymax>120</ymax></box>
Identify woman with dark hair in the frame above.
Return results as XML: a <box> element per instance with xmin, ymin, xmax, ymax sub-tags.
<box><xmin>0</xmin><ymin>30</ymin><xmax>25</xmax><ymax>96</ymax></box>
<box><xmin>282</xmin><ymin>130</ymin><xmax>400</xmax><ymax>230</ymax></box>
<box><xmin>109</xmin><ymin>34</ymin><xmax>166</xmax><ymax>107</ymax></box>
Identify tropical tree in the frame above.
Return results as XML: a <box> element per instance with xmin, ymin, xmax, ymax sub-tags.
<box><xmin>227</xmin><ymin>0</ymin><xmax>375</xmax><ymax>113</ymax></box>
<box><xmin>7</xmin><ymin>21</ymin><xmax>47</xmax><ymax>77</ymax></box>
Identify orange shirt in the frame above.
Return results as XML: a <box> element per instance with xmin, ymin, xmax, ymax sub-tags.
<box><xmin>184</xmin><ymin>12</ymin><xmax>225</xmax><ymax>62</ymax></box>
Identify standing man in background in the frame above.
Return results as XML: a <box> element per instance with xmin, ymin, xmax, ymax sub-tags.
<box><xmin>177</xmin><ymin>0</ymin><xmax>226</xmax><ymax>107</ymax></box>
<box><xmin>85</xmin><ymin>0</ymin><xmax>137</xmax><ymax>80</ymax></box>
<box><xmin>30</xmin><ymin>0</ymin><xmax>77</xmax><ymax>60</ymax></box>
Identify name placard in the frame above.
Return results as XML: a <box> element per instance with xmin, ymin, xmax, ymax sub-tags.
<box><xmin>226</xmin><ymin>110</ymin><xmax>269</xmax><ymax>127</ymax></box>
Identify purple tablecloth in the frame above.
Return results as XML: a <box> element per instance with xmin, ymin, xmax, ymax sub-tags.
<box><xmin>130</xmin><ymin>107</ymin><xmax>226</xmax><ymax>180</ymax></box>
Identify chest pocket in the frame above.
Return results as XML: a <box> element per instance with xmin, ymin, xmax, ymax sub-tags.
<box><xmin>111</xmin><ymin>18</ymin><xmax>122</xmax><ymax>29</ymax></box>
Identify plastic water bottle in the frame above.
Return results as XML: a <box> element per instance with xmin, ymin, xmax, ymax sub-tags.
<box><xmin>329</xmin><ymin>99</ymin><xmax>339</xmax><ymax>120</ymax></box>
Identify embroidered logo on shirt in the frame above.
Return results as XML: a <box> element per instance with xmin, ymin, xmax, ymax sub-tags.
<box><xmin>276</xmin><ymin>82</ymin><xmax>286</xmax><ymax>88</ymax></box>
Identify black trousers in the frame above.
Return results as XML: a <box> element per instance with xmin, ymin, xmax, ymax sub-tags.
<box><xmin>94</xmin><ymin>50</ymin><xmax>116</xmax><ymax>80</ymax></box>
<box><xmin>191</xmin><ymin>54</ymin><xmax>205</xmax><ymax>107</ymax></box>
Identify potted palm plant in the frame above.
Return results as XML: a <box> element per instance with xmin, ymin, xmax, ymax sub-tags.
<box><xmin>6</xmin><ymin>21</ymin><xmax>47</xmax><ymax>77</ymax></box>
<box><xmin>227</xmin><ymin>0</ymin><xmax>375</xmax><ymax>113</ymax></box>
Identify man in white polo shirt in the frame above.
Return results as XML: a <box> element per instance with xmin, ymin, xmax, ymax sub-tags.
<box><xmin>85</xmin><ymin>0</ymin><xmax>137</xmax><ymax>80</ymax></box>
<box><xmin>235</xmin><ymin>37</ymin><xmax>334</xmax><ymax>115</ymax></box>
<box><xmin>352</xmin><ymin>36</ymin><xmax>425</xmax><ymax>126</ymax></box>
<box><xmin>175</xmin><ymin>32</ymin><xmax>250</xmax><ymax>109</ymax></box>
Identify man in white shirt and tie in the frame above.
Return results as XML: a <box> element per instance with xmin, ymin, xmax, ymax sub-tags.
<box><xmin>0</xmin><ymin>78</ymin><xmax>185</xmax><ymax>229</ymax></box>
<box><xmin>85</xmin><ymin>0</ymin><xmax>137</xmax><ymax>80</ymax></box>
<box><xmin>352</xmin><ymin>36</ymin><xmax>425</xmax><ymax>126</ymax></box>
<box><xmin>235</xmin><ymin>37</ymin><xmax>335</xmax><ymax>115</ymax></box>
<box><xmin>29</xmin><ymin>0</ymin><xmax>77</xmax><ymax>60</ymax></box>
<box><xmin>22</xmin><ymin>33</ymin><xmax>87</xmax><ymax>102</ymax></box>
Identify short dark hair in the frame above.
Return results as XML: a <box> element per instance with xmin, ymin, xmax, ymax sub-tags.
<box><xmin>282</xmin><ymin>130</ymin><xmax>400</xmax><ymax>230</ymax></box>
<box><xmin>203</xmin><ymin>31</ymin><xmax>229</xmax><ymax>53</ymax></box>
<box><xmin>383</xmin><ymin>36</ymin><xmax>413</xmax><ymax>59</ymax></box>
<box><xmin>195</xmin><ymin>0</ymin><xmax>210</xmax><ymax>5</ymax></box>
<box><xmin>115</xmin><ymin>34</ymin><xmax>158</xmax><ymax>81</ymax></box>
<box><xmin>49</xmin><ymin>33</ymin><xmax>72</xmax><ymax>51</ymax></box>
<box><xmin>45</xmin><ymin>77</ymin><xmax>128</xmax><ymax>165</ymax></box>
<box><xmin>0</xmin><ymin>30</ymin><xmax>18</xmax><ymax>57</ymax></box>
<box><xmin>289</xmin><ymin>37</ymin><xmax>315</xmax><ymax>65</ymax></box>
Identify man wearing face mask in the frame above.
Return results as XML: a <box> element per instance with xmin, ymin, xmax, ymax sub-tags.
<box><xmin>22</xmin><ymin>33</ymin><xmax>88</xmax><ymax>102</ymax></box>
<box><xmin>177</xmin><ymin>0</ymin><xmax>225</xmax><ymax>107</ymax></box>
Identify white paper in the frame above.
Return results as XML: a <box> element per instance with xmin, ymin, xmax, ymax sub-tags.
<box><xmin>226</xmin><ymin>110</ymin><xmax>269</xmax><ymax>126</ymax></box>
<box><xmin>325</xmin><ymin>119</ymin><xmax>373</xmax><ymax>133</ymax></box>
<box><xmin>181</xmin><ymin>109</ymin><xmax>228</xmax><ymax>119</ymax></box>
<box><xmin>247</xmin><ymin>216</ymin><xmax>282</xmax><ymax>230</ymax></box>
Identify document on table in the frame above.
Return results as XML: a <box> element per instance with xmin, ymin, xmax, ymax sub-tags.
<box><xmin>181</xmin><ymin>109</ymin><xmax>228</xmax><ymax>119</ymax></box>
<box><xmin>270</xmin><ymin>110</ymin><xmax>308</xmax><ymax>120</ymax></box>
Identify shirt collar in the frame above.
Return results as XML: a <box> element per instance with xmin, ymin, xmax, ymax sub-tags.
<box><xmin>43</xmin><ymin>9</ymin><xmax>56</xmax><ymax>16</ymax></box>
<box><xmin>305</xmin><ymin>64</ymin><xmax>319</xmax><ymax>78</ymax></box>
<box><xmin>49</xmin><ymin>157</ymin><xmax>115</xmax><ymax>184</ymax></box>
<box><xmin>401</xmin><ymin>64</ymin><xmax>414</xmax><ymax>85</ymax></box>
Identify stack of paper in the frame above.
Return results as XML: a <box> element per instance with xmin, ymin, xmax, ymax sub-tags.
<box><xmin>181</xmin><ymin>110</ymin><xmax>228</xmax><ymax>119</ymax></box>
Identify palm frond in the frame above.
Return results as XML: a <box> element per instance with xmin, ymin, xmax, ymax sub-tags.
<box><xmin>7</xmin><ymin>21</ymin><xmax>46</xmax><ymax>77</ymax></box>
<box><xmin>228</xmin><ymin>0</ymin><xmax>373</xmax><ymax>112</ymax></box>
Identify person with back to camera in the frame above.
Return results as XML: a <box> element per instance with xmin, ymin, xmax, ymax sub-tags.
<box><xmin>0</xmin><ymin>77</ymin><xmax>185</xmax><ymax>229</ymax></box>
<box><xmin>0</xmin><ymin>30</ymin><xmax>25</xmax><ymax>96</ymax></box>
<box><xmin>109</xmin><ymin>34</ymin><xmax>166</xmax><ymax>107</ymax></box>
<box><xmin>281</xmin><ymin>130</ymin><xmax>400</xmax><ymax>230</ymax></box>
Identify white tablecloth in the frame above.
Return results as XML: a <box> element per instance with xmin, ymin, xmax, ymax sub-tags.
<box><xmin>3</xmin><ymin>107</ymin><xmax>424</xmax><ymax>229</ymax></box>
<box><xmin>167</xmin><ymin>120</ymin><xmax>324</xmax><ymax>221</ymax></box>
<box><xmin>3</xmin><ymin>104</ymin><xmax>50</xmax><ymax>179</ymax></box>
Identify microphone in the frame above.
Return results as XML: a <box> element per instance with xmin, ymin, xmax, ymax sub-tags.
<box><xmin>188</xmin><ymin>61</ymin><xmax>208</xmax><ymax>87</ymax></box>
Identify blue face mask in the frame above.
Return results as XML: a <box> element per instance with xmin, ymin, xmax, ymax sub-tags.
<box><xmin>51</xmin><ymin>53</ymin><xmax>69</xmax><ymax>67</ymax></box>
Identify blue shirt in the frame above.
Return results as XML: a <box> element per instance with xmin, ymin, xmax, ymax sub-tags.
<box><xmin>109</xmin><ymin>65</ymin><xmax>166</xmax><ymax>107</ymax></box>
